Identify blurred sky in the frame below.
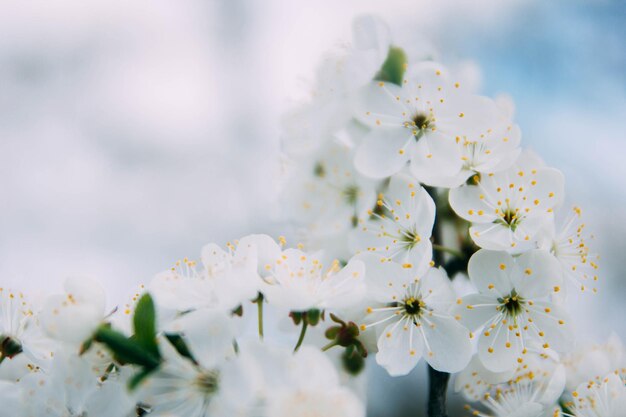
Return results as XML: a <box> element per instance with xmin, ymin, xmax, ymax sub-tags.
<box><xmin>0</xmin><ymin>0</ymin><xmax>624</xmax><ymax>415</ymax></box>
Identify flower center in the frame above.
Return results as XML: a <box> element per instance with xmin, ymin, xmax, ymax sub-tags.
<box><xmin>0</xmin><ymin>336</ymin><xmax>23</xmax><ymax>359</ymax></box>
<box><xmin>400</xmin><ymin>228</ymin><xmax>422</xmax><ymax>249</ymax></box>
<box><xmin>313</xmin><ymin>162</ymin><xmax>326</xmax><ymax>178</ymax></box>
<box><xmin>495</xmin><ymin>209</ymin><xmax>521</xmax><ymax>231</ymax></box>
<box><xmin>498</xmin><ymin>290</ymin><xmax>524</xmax><ymax>317</ymax></box>
<box><xmin>342</xmin><ymin>185</ymin><xmax>360</xmax><ymax>205</ymax></box>
<box><xmin>402</xmin><ymin>296</ymin><xmax>422</xmax><ymax>316</ymax></box>
<box><xmin>405</xmin><ymin>112</ymin><xmax>432</xmax><ymax>140</ymax></box>
<box><xmin>194</xmin><ymin>369</ymin><xmax>220</xmax><ymax>395</ymax></box>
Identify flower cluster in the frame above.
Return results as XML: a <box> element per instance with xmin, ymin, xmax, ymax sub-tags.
<box><xmin>0</xmin><ymin>14</ymin><xmax>618</xmax><ymax>417</ymax></box>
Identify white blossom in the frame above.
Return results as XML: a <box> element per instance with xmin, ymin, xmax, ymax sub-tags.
<box><xmin>149</xmin><ymin>238</ymin><xmax>261</xmax><ymax>314</ymax></box>
<box><xmin>449</xmin><ymin>152</ymin><xmax>565</xmax><ymax>252</ymax></box>
<box><xmin>537</xmin><ymin>206</ymin><xmax>600</xmax><ymax>293</ymax></box>
<box><xmin>139</xmin><ymin>309</ymin><xmax>257</xmax><ymax>417</ymax></box>
<box><xmin>0</xmin><ymin>288</ymin><xmax>54</xmax><ymax>363</ymax></box>
<box><xmin>465</xmin><ymin>363</ymin><xmax>566</xmax><ymax>417</ymax></box>
<box><xmin>410</xmin><ymin>102</ymin><xmax>521</xmax><ymax>188</ymax></box>
<box><xmin>358</xmin><ymin>254</ymin><xmax>472</xmax><ymax>375</ymax></box>
<box><xmin>454</xmin><ymin>249</ymin><xmax>572</xmax><ymax>372</ymax></box>
<box><xmin>353</xmin><ymin>61</ymin><xmax>500</xmax><ymax>178</ymax></box>
<box><xmin>264</xmin><ymin>346</ymin><xmax>365</xmax><ymax>417</ymax></box>
<box><xmin>259</xmin><ymin>238</ymin><xmax>366</xmax><ymax>313</ymax></box>
<box><xmin>562</xmin><ymin>333</ymin><xmax>625</xmax><ymax>391</ymax></box>
<box><xmin>561</xmin><ymin>373</ymin><xmax>626</xmax><ymax>417</ymax></box>
<box><xmin>19</xmin><ymin>350</ymin><xmax>135</xmax><ymax>417</ymax></box>
<box><xmin>40</xmin><ymin>277</ymin><xmax>107</xmax><ymax>346</ymax></box>
<box><xmin>350</xmin><ymin>173</ymin><xmax>435</xmax><ymax>270</ymax></box>
<box><xmin>282</xmin><ymin>141</ymin><xmax>378</xmax><ymax>259</ymax></box>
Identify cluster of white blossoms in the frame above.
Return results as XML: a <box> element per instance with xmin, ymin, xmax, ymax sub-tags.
<box><xmin>0</xmin><ymin>15</ymin><xmax>618</xmax><ymax>417</ymax></box>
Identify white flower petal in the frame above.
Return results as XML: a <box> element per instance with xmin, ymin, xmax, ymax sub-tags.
<box><xmin>467</xmin><ymin>250</ymin><xmax>515</xmax><ymax>296</ymax></box>
<box><xmin>376</xmin><ymin>318</ymin><xmax>423</xmax><ymax>376</ymax></box>
<box><xmin>354</xmin><ymin>128</ymin><xmax>412</xmax><ymax>178</ymax></box>
<box><xmin>511</xmin><ymin>250</ymin><xmax>562</xmax><ymax>299</ymax></box>
<box><xmin>421</xmin><ymin>314</ymin><xmax>472</xmax><ymax>372</ymax></box>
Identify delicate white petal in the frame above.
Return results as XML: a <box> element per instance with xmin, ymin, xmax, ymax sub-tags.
<box><xmin>467</xmin><ymin>250</ymin><xmax>515</xmax><ymax>296</ymax></box>
<box><xmin>376</xmin><ymin>319</ymin><xmax>423</xmax><ymax>376</ymax></box>
<box><xmin>421</xmin><ymin>314</ymin><xmax>472</xmax><ymax>372</ymax></box>
<box><xmin>511</xmin><ymin>249</ymin><xmax>562</xmax><ymax>299</ymax></box>
<box><xmin>354</xmin><ymin>128</ymin><xmax>412</xmax><ymax>178</ymax></box>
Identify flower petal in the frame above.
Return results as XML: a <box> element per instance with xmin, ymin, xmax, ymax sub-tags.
<box><xmin>354</xmin><ymin>128</ymin><xmax>412</xmax><ymax>178</ymax></box>
<box><xmin>421</xmin><ymin>314</ymin><xmax>472</xmax><ymax>372</ymax></box>
<box><xmin>376</xmin><ymin>318</ymin><xmax>423</xmax><ymax>376</ymax></box>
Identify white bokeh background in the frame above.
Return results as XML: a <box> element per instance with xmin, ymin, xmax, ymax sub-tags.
<box><xmin>0</xmin><ymin>1</ymin><xmax>624</xmax><ymax>415</ymax></box>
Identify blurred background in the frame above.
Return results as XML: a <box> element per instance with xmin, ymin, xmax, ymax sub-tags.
<box><xmin>0</xmin><ymin>0</ymin><xmax>624</xmax><ymax>415</ymax></box>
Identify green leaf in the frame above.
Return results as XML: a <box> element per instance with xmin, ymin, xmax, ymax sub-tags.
<box><xmin>133</xmin><ymin>293</ymin><xmax>160</xmax><ymax>357</ymax></box>
<box><xmin>375</xmin><ymin>46</ymin><xmax>408</xmax><ymax>86</ymax></box>
<box><xmin>128</xmin><ymin>367</ymin><xmax>157</xmax><ymax>391</ymax></box>
<box><xmin>94</xmin><ymin>326</ymin><xmax>160</xmax><ymax>369</ymax></box>
<box><xmin>165</xmin><ymin>334</ymin><xmax>196</xmax><ymax>364</ymax></box>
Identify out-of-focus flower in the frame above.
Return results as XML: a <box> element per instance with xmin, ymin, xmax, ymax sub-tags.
<box><xmin>0</xmin><ymin>288</ymin><xmax>53</xmax><ymax>363</ymax></box>
<box><xmin>464</xmin><ymin>363</ymin><xmax>566</xmax><ymax>417</ymax></box>
<box><xmin>454</xmin><ymin>249</ymin><xmax>571</xmax><ymax>372</ymax></box>
<box><xmin>281</xmin><ymin>15</ymin><xmax>390</xmax><ymax>157</ymax></box>
<box><xmin>259</xmin><ymin>238</ymin><xmax>366</xmax><ymax>313</ymax></box>
<box><xmin>562</xmin><ymin>333</ymin><xmax>625</xmax><ymax>391</ymax></box>
<box><xmin>264</xmin><ymin>345</ymin><xmax>365</xmax><ymax>417</ymax></box>
<box><xmin>19</xmin><ymin>350</ymin><xmax>135</xmax><ymax>417</ymax></box>
<box><xmin>560</xmin><ymin>373</ymin><xmax>626</xmax><ymax>417</ymax></box>
<box><xmin>138</xmin><ymin>309</ymin><xmax>256</xmax><ymax>417</ymax></box>
<box><xmin>40</xmin><ymin>277</ymin><xmax>107</xmax><ymax>346</ymax></box>
<box><xmin>358</xmin><ymin>254</ymin><xmax>472</xmax><ymax>375</ymax></box>
<box><xmin>353</xmin><ymin>61</ymin><xmax>499</xmax><ymax>178</ymax></box>
<box><xmin>449</xmin><ymin>152</ymin><xmax>565</xmax><ymax>252</ymax></box>
<box><xmin>149</xmin><ymin>238</ymin><xmax>261</xmax><ymax>314</ymax></box>
<box><xmin>282</xmin><ymin>142</ymin><xmax>378</xmax><ymax>259</ymax></box>
<box><xmin>350</xmin><ymin>173</ymin><xmax>435</xmax><ymax>270</ymax></box>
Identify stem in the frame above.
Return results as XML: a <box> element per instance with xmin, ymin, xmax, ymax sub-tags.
<box><xmin>293</xmin><ymin>321</ymin><xmax>308</xmax><ymax>352</ymax></box>
<box><xmin>256</xmin><ymin>294</ymin><xmax>264</xmax><ymax>340</ymax></box>
<box><xmin>432</xmin><ymin>244</ymin><xmax>464</xmax><ymax>260</ymax></box>
<box><xmin>0</xmin><ymin>355</ymin><xmax>5</xmax><ymax>365</ymax></box>
<box><xmin>427</xmin><ymin>366</ymin><xmax>450</xmax><ymax>417</ymax></box>
<box><xmin>321</xmin><ymin>340</ymin><xmax>338</xmax><ymax>352</ymax></box>
<box><xmin>425</xmin><ymin>186</ymin><xmax>450</xmax><ymax>417</ymax></box>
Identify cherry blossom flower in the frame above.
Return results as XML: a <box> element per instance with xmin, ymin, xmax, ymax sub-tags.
<box><xmin>537</xmin><ymin>206</ymin><xmax>600</xmax><ymax>293</ymax></box>
<box><xmin>0</xmin><ymin>288</ymin><xmax>54</xmax><ymax>363</ymax></box>
<box><xmin>560</xmin><ymin>373</ymin><xmax>626</xmax><ymax>417</ymax></box>
<box><xmin>18</xmin><ymin>350</ymin><xmax>135</xmax><ymax>417</ymax></box>
<box><xmin>149</xmin><ymin>238</ymin><xmax>261</xmax><ymax>314</ymax></box>
<box><xmin>264</xmin><ymin>346</ymin><xmax>365</xmax><ymax>417</ymax></box>
<box><xmin>449</xmin><ymin>152</ymin><xmax>565</xmax><ymax>252</ymax></box>
<box><xmin>260</xmin><ymin>242</ymin><xmax>366</xmax><ymax>313</ymax></box>
<box><xmin>282</xmin><ymin>142</ymin><xmax>378</xmax><ymax>259</ymax></box>
<box><xmin>353</xmin><ymin>61</ymin><xmax>500</xmax><ymax>178</ymax></box>
<box><xmin>454</xmin><ymin>249</ymin><xmax>572</xmax><ymax>372</ymax></box>
<box><xmin>464</xmin><ymin>363</ymin><xmax>566</xmax><ymax>417</ymax></box>
<box><xmin>410</xmin><ymin>108</ymin><xmax>521</xmax><ymax>188</ymax></box>
<box><xmin>358</xmin><ymin>254</ymin><xmax>472</xmax><ymax>375</ymax></box>
<box><xmin>138</xmin><ymin>309</ymin><xmax>257</xmax><ymax>417</ymax></box>
<box><xmin>40</xmin><ymin>276</ymin><xmax>107</xmax><ymax>346</ymax></box>
<box><xmin>350</xmin><ymin>173</ymin><xmax>435</xmax><ymax>270</ymax></box>
<box><xmin>562</xmin><ymin>333</ymin><xmax>625</xmax><ymax>391</ymax></box>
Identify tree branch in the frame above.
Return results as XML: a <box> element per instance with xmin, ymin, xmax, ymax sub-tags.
<box><xmin>425</xmin><ymin>186</ymin><xmax>450</xmax><ymax>417</ymax></box>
